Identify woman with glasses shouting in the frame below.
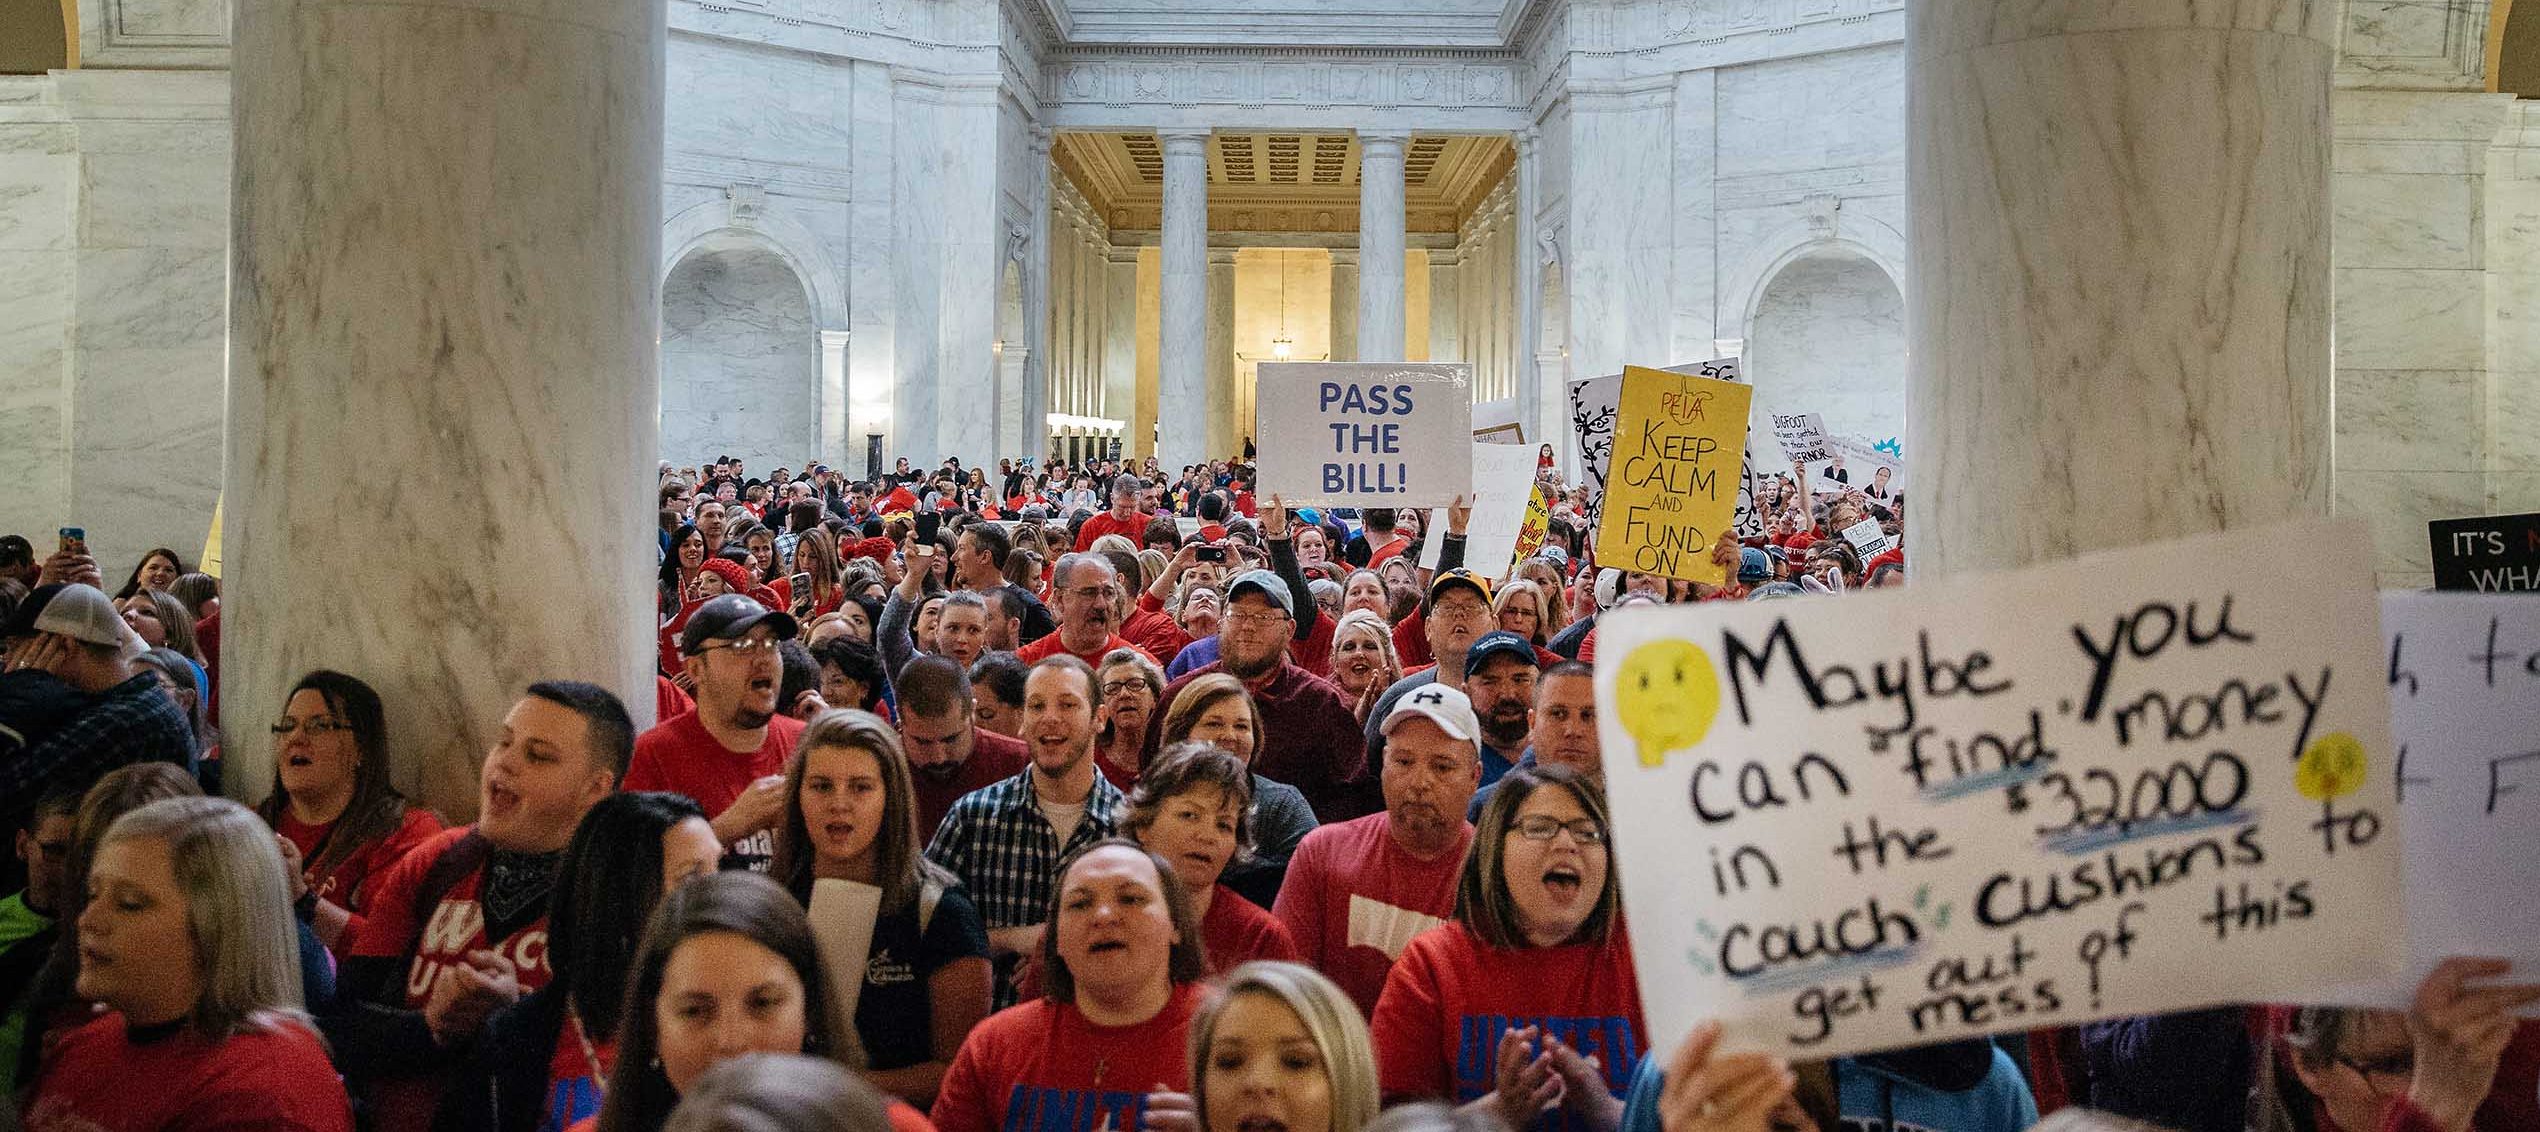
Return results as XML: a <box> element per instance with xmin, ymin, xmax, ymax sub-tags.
<box><xmin>1370</xmin><ymin>764</ymin><xmax>1645</xmax><ymax>1132</ymax></box>
<box><xmin>257</xmin><ymin>670</ymin><xmax>444</xmax><ymax>957</ymax></box>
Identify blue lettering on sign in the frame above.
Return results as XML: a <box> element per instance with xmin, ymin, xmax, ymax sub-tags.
<box><xmin>1001</xmin><ymin>1084</ymin><xmax>1153</xmax><ymax>1131</ymax></box>
<box><xmin>1454</xmin><ymin>1014</ymin><xmax>1644</xmax><ymax>1132</ymax></box>
<box><xmin>1319</xmin><ymin>382</ymin><xmax>1418</xmax><ymax>415</ymax></box>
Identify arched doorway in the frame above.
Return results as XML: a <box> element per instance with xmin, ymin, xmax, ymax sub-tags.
<box><xmin>660</xmin><ymin>241</ymin><xmax>819</xmax><ymax>475</ymax></box>
<box><xmin>1743</xmin><ymin>251</ymin><xmax>1905</xmax><ymax>473</ymax></box>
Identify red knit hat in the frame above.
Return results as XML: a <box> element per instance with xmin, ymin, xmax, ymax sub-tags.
<box><xmin>696</xmin><ymin>557</ymin><xmax>754</xmax><ymax>595</ymax></box>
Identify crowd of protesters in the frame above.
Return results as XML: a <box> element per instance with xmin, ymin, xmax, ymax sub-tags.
<box><xmin>0</xmin><ymin>447</ymin><xmax>2531</xmax><ymax>1132</ymax></box>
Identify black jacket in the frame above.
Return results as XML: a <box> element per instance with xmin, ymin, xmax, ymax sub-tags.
<box><xmin>434</xmin><ymin>983</ymin><xmax>573</xmax><ymax>1132</ymax></box>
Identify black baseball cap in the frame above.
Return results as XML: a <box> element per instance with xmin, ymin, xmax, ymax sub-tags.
<box><xmin>678</xmin><ymin>594</ymin><xmax>799</xmax><ymax>655</ymax></box>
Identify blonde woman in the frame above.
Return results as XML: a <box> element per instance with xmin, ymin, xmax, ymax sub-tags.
<box><xmin>1191</xmin><ymin>962</ymin><xmax>1381</xmax><ymax>1132</ymax></box>
<box><xmin>1490</xmin><ymin>580</ymin><xmax>1552</xmax><ymax>648</ymax></box>
<box><xmin>26</xmin><ymin>795</ymin><xmax>353</xmax><ymax>1130</ymax></box>
<box><xmin>1329</xmin><ymin>610</ymin><xmax>1403</xmax><ymax>724</ymax></box>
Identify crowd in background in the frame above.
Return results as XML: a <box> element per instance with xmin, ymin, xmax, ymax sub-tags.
<box><xmin>0</xmin><ymin>445</ymin><xmax>2529</xmax><ymax>1132</ymax></box>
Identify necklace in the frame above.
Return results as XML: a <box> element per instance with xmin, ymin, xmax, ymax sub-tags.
<box><xmin>569</xmin><ymin>1003</ymin><xmax>608</xmax><ymax>1099</ymax></box>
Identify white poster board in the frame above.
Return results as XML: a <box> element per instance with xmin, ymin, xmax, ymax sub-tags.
<box><xmin>1419</xmin><ymin>442</ymin><xmax>1543</xmax><ymax>582</ymax></box>
<box><xmin>808</xmin><ymin>878</ymin><xmax>884</xmax><ymax>1053</ymax></box>
<box><xmin>2347</xmin><ymin>591</ymin><xmax>2540</xmax><ymax>1010</ymax></box>
<box><xmin>1823</xmin><ymin>434</ymin><xmax>1906</xmax><ymax>500</ymax></box>
<box><xmin>1256</xmin><ymin>362</ymin><xmax>1473</xmax><ymax>507</ymax></box>
<box><xmin>1841</xmin><ymin>518</ymin><xmax>1890</xmax><ymax>561</ymax></box>
<box><xmin>1473</xmin><ymin>397</ymin><xmax>1526</xmax><ymax>445</ymax></box>
<box><xmin>1595</xmin><ymin>517</ymin><xmax>2401</xmax><ymax>1060</ymax></box>
<box><xmin>1773</xmin><ymin>413</ymin><xmax>1831</xmax><ymax>466</ymax></box>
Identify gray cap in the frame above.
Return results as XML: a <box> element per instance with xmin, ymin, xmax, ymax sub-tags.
<box><xmin>0</xmin><ymin>583</ymin><xmax>145</xmax><ymax>660</ymax></box>
<box><xmin>1225</xmin><ymin>569</ymin><xmax>1293</xmax><ymax>617</ymax></box>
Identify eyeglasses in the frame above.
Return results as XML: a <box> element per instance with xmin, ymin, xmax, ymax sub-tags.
<box><xmin>1224</xmin><ymin>610</ymin><xmax>1290</xmax><ymax>628</ymax></box>
<box><xmin>1100</xmin><ymin>680</ymin><xmax>1150</xmax><ymax>697</ymax></box>
<box><xmin>696</xmin><ymin>637</ymin><xmax>780</xmax><ymax>655</ymax></box>
<box><xmin>271</xmin><ymin>717</ymin><xmax>352</xmax><ymax>737</ymax></box>
<box><xmin>1508</xmin><ymin>815</ymin><xmax>1606</xmax><ymax>844</ymax></box>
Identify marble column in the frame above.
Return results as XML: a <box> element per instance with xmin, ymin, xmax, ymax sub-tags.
<box><xmin>1328</xmin><ymin>248</ymin><xmax>1360</xmax><ymax>362</ymax></box>
<box><xmin>1022</xmin><ymin>127</ymin><xmax>1053</xmax><ymax>462</ymax></box>
<box><xmin>1909</xmin><ymin>0</ymin><xmax>2335</xmax><ymax>577</ymax></box>
<box><xmin>1206</xmin><ymin>247</ymin><xmax>1239</xmax><ymax>460</ymax></box>
<box><xmin>226</xmin><ymin>0</ymin><xmax>664</xmax><ymax>815</ymax></box>
<box><xmin>819</xmin><ymin>330</ymin><xmax>851</xmax><ymax>466</ymax></box>
<box><xmin>1104</xmin><ymin>246</ymin><xmax>1138</xmax><ymax>432</ymax></box>
<box><xmin>1515</xmin><ymin>127</ymin><xmax>1551</xmax><ymax>459</ymax></box>
<box><xmin>1158</xmin><ymin>128</ymin><xmax>1210</xmax><ymax>469</ymax></box>
<box><xmin>1358</xmin><ymin>131</ymin><xmax>1410</xmax><ymax>363</ymax></box>
<box><xmin>1428</xmin><ymin>251</ymin><xmax>1463</xmax><ymax>368</ymax></box>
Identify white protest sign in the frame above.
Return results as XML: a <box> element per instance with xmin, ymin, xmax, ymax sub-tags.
<box><xmin>1774</xmin><ymin>413</ymin><xmax>1831</xmax><ymax>466</ymax></box>
<box><xmin>1841</xmin><ymin>518</ymin><xmax>1890</xmax><ymax>561</ymax></box>
<box><xmin>1825</xmin><ymin>434</ymin><xmax>1906</xmax><ymax>499</ymax></box>
<box><xmin>1257</xmin><ymin>362</ymin><xmax>1473</xmax><ymax>507</ymax></box>
<box><xmin>1473</xmin><ymin>397</ymin><xmax>1526</xmax><ymax>445</ymax></box>
<box><xmin>1419</xmin><ymin>441</ymin><xmax>1543</xmax><ymax>581</ymax></box>
<box><xmin>2343</xmin><ymin>591</ymin><xmax>2540</xmax><ymax>1010</ymax></box>
<box><xmin>1595</xmin><ymin>517</ymin><xmax>2401</xmax><ymax>1060</ymax></box>
<box><xmin>1569</xmin><ymin>359</ymin><xmax>1762</xmax><ymax>539</ymax></box>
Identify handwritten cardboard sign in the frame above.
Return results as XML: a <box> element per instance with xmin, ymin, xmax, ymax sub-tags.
<box><xmin>2348</xmin><ymin>592</ymin><xmax>2540</xmax><ymax>1009</ymax></box>
<box><xmin>1594</xmin><ymin>366</ymin><xmax>1754</xmax><ymax>586</ymax></box>
<box><xmin>1774</xmin><ymin>414</ymin><xmax>1831</xmax><ymax>466</ymax></box>
<box><xmin>1257</xmin><ymin>362</ymin><xmax>1473</xmax><ymax>507</ymax></box>
<box><xmin>1573</xmin><ymin>361</ymin><xmax>1765</xmax><ymax>542</ymax></box>
<box><xmin>2427</xmin><ymin>512</ymin><xmax>2540</xmax><ymax>592</ymax></box>
<box><xmin>1594</xmin><ymin>517</ymin><xmax>2401</xmax><ymax>1060</ymax></box>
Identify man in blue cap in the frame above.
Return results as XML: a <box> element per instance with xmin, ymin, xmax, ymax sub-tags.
<box><xmin>1458</xmin><ymin>629</ymin><xmax>1541</xmax><ymax>791</ymax></box>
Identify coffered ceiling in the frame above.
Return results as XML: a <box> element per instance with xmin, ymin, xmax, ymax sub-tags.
<box><xmin>1052</xmin><ymin>131</ymin><xmax>1514</xmax><ymax>234</ymax></box>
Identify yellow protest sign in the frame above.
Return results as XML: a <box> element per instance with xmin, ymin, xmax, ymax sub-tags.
<box><xmin>200</xmin><ymin>494</ymin><xmax>223</xmax><ymax>579</ymax></box>
<box><xmin>1595</xmin><ymin>365</ymin><xmax>1752</xmax><ymax>585</ymax></box>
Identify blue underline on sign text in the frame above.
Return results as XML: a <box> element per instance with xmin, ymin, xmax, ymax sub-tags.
<box><xmin>2038</xmin><ymin>808</ymin><xmax>2259</xmax><ymax>856</ymax></box>
<box><xmin>1920</xmin><ymin>762</ymin><xmax>2053</xmax><ymax>803</ymax></box>
<box><xmin>1731</xmin><ymin>945</ymin><xmax>1923</xmax><ymax>996</ymax></box>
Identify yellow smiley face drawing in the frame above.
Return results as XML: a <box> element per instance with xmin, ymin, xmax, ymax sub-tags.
<box><xmin>1616</xmin><ymin>638</ymin><xmax>1723</xmax><ymax>768</ymax></box>
<box><xmin>2295</xmin><ymin>732</ymin><xmax>2370</xmax><ymax>802</ymax></box>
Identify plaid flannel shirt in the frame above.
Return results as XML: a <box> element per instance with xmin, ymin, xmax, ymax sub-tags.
<box><xmin>924</xmin><ymin>763</ymin><xmax>1125</xmax><ymax>933</ymax></box>
<box><xmin>0</xmin><ymin>671</ymin><xmax>195</xmax><ymax>815</ymax></box>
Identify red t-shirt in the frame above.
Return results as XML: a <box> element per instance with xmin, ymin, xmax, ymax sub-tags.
<box><xmin>1202</xmin><ymin>887</ymin><xmax>1298</xmax><ymax>974</ymax></box>
<box><xmin>348</xmin><ymin>826</ymin><xmax>559</xmax><ymax>1132</ymax></box>
<box><xmin>1015</xmin><ymin>631</ymin><xmax>1151</xmax><ymax>669</ymax></box>
<box><xmin>1073</xmin><ymin>510</ymin><xmax>1155</xmax><ymax>553</ymax></box>
<box><xmin>273</xmin><ymin>805</ymin><xmax>445</xmax><ymax>956</ymax></box>
<box><xmin>1270</xmin><ymin>813</ymin><xmax>1472</xmax><ymax>1017</ymax></box>
<box><xmin>25</xmin><ymin>1013</ymin><xmax>354</xmax><ymax>1132</ymax></box>
<box><xmin>626</xmin><ymin>710</ymin><xmax>807</xmax><ymax>869</ymax></box>
<box><xmin>1365</xmin><ymin>535</ymin><xmax>1412</xmax><ymax>570</ymax></box>
<box><xmin>930</xmin><ymin>984</ymin><xmax>1204</xmax><ymax>1132</ymax></box>
<box><xmin>1372</xmin><ymin>924</ymin><xmax>1646</xmax><ymax>1127</ymax></box>
<box><xmin>913</xmin><ymin>728</ymin><xmax>1031</xmax><ymax>842</ymax></box>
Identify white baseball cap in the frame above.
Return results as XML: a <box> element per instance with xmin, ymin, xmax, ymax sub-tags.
<box><xmin>4</xmin><ymin>583</ymin><xmax>146</xmax><ymax>661</ymax></box>
<box><xmin>1381</xmin><ymin>682</ymin><xmax>1480</xmax><ymax>744</ymax></box>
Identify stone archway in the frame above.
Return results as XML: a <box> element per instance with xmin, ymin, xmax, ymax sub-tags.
<box><xmin>660</xmin><ymin>240</ymin><xmax>819</xmax><ymax>475</ymax></box>
<box><xmin>1742</xmin><ymin>250</ymin><xmax>1906</xmax><ymax>473</ymax></box>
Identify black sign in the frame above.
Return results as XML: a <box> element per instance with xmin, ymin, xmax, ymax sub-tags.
<box><xmin>2428</xmin><ymin>512</ymin><xmax>2540</xmax><ymax>592</ymax></box>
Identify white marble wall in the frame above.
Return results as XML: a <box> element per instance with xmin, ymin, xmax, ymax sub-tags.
<box><xmin>0</xmin><ymin>72</ymin><xmax>229</xmax><ymax>576</ymax></box>
<box><xmin>1745</xmin><ymin>252</ymin><xmax>1906</xmax><ymax>470</ymax></box>
<box><xmin>2332</xmin><ymin>89</ymin><xmax>2518</xmax><ymax>588</ymax></box>
<box><xmin>659</xmin><ymin>244</ymin><xmax>822</xmax><ymax>475</ymax></box>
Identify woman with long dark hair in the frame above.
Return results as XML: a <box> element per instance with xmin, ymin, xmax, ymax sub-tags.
<box><xmin>659</xmin><ymin>523</ymin><xmax>705</xmax><ymax>621</ymax></box>
<box><xmin>256</xmin><ymin>670</ymin><xmax>443</xmax><ymax>955</ymax></box>
<box><xmin>769</xmin><ymin>710</ymin><xmax>990</xmax><ymax>1106</ymax></box>
<box><xmin>113</xmin><ymin>546</ymin><xmax>186</xmax><ymax>599</ymax></box>
<box><xmin>440</xmin><ymin>791</ymin><xmax>719</xmax><ymax>1132</ymax></box>
<box><xmin>591</xmin><ymin>872</ymin><xmax>856</xmax><ymax>1132</ymax></box>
